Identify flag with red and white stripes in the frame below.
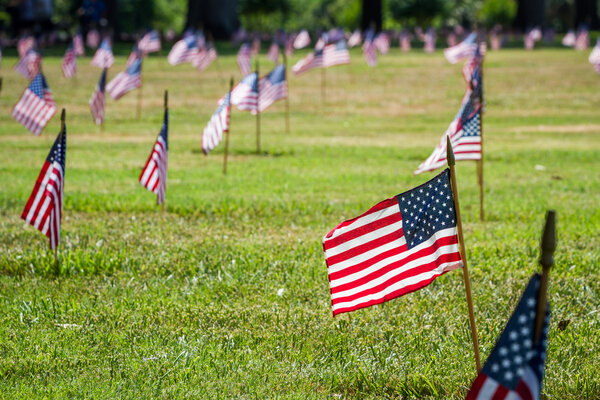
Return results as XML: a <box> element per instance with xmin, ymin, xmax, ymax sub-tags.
<box><xmin>15</xmin><ymin>49</ymin><xmax>41</xmax><ymax>79</ymax></box>
<box><xmin>323</xmin><ymin>169</ymin><xmax>463</xmax><ymax>316</ymax></box>
<box><xmin>126</xmin><ymin>43</ymin><xmax>142</xmax><ymax>67</ymax></box>
<box><xmin>424</xmin><ymin>28</ymin><xmax>436</xmax><ymax>53</ymax></box>
<box><xmin>323</xmin><ymin>40</ymin><xmax>351</xmax><ymax>68</ymax></box>
<box><xmin>575</xmin><ymin>28</ymin><xmax>590</xmax><ymax>51</ymax></box>
<box><xmin>17</xmin><ymin>36</ymin><xmax>35</xmax><ymax>58</ymax></box>
<box><xmin>466</xmin><ymin>274</ymin><xmax>549</xmax><ymax>400</ymax></box>
<box><xmin>86</xmin><ymin>29</ymin><xmax>100</xmax><ymax>49</ymax></box>
<box><xmin>89</xmin><ymin>68</ymin><xmax>107</xmax><ymax>125</ymax></box>
<box><xmin>168</xmin><ymin>35</ymin><xmax>199</xmax><ymax>65</ymax></box>
<box><xmin>374</xmin><ymin>32</ymin><xmax>390</xmax><ymax>54</ymax></box>
<box><xmin>61</xmin><ymin>44</ymin><xmax>77</xmax><ymax>78</ymax></box>
<box><xmin>106</xmin><ymin>58</ymin><xmax>142</xmax><ymax>100</ymax></box>
<box><xmin>91</xmin><ymin>38</ymin><xmax>114</xmax><ymax>68</ymax></box>
<box><xmin>415</xmin><ymin>94</ymin><xmax>481</xmax><ymax>175</ymax></box>
<box><xmin>267</xmin><ymin>42</ymin><xmax>280</xmax><ymax>63</ymax></box>
<box><xmin>347</xmin><ymin>30</ymin><xmax>362</xmax><ymax>48</ymax></box>
<box><xmin>21</xmin><ymin>122</ymin><xmax>66</xmax><ymax>250</ymax></box>
<box><xmin>73</xmin><ymin>33</ymin><xmax>85</xmax><ymax>56</ymax></box>
<box><xmin>12</xmin><ymin>72</ymin><xmax>56</xmax><ymax>136</ymax></box>
<box><xmin>140</xmin><ymin>108</ymin><xmax>168</xmax><ymax>205</ymax></box>
<box><xmin>228</xmin><ymin>72</ymin><xmax>258</xmax><ymax>112</ymax></box>
<box><xmin>293</xmin><ymin>30</ymin><xmax>311</xmax><ymax>49</ymax></box>
<box><xmin>258</xmin><ymin>63</ymin><xmax>287</xmax><ymax>112</ymax></box>
<box><xmin>193</xmin><ymin>46</ymin><xmax>217</xmax><ymax>71</ymax></box>
<box><xmin>444</xmin><ymin>32</ymin><xmax>477</xmax><ymax>64</ymax></box>
<box><xmin>237</xmin><ymin>43</ymin><xmax>252</xmax><ymax>75</ymax></box>
<box><xmin>589</xmin><ymin>39</ymin><xmax>600</xmax><ymax>73</ymax></box>
<box><xmin>292</xmin><ymin>47</ymin><xmax>323</xmax><ymax>75</ymax></box>
<box><xmin>138</xmin><ymin>30</ymin><xmax>161</xmax><ymax>54</ymax></box>
<box><xmin>363</xmin><ymin>32</ymin><xmax>377</xmax><ymax>67</ymax></box>
<box><xmin>251</xmin><ymin>38</ymin><xmax>261</xmax><ymax>55</ymax></box>
<box><xmin>201</xmin><ymin>93</ymin><xmax>230</xmax><ymax>154</ymax></box>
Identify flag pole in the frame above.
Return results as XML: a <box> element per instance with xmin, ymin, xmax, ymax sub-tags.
<box><xmin>447</xmin><ymin>136</ymin><xmax>481</xmax><ymax>372</ymax></box>
<box><xmin>255</xmin><ymin>60</ymin><xmax>261</xmax><ymax>155</ymax></box>
<box><xmin>477</xmin><ymin>40</ymin><xmax>485</xmax><ymax>222</ymax></box>
<box><xmin>534</xmin><ymin>210</ymin><xmax>556</xmax><ymax>343</ymax></box>
<box><xmin>162</xmin><ymin>90</ymin><xmax>168</xmax><ymax>213</ymax></box>
<box><xmin>137</xmin><ymin>82</ymin><xmax>143</xmax><ymax>120</ymax></box>
<box><xmin>0</xmin><ymin>77</ymin><xmax>3</xmax><ymax>95</ymax></box>
<box><xmin>54</xmin><ymin>108</ymin><xmax>66</xmax><ymax>270</ymax></box>
<box><xmin>282</xmin><ymin>52</ymin><xmax>290</xmax><ymax>134</ymax></box>
<box><xmin>321</xmin><ymin>66</ymin><xmax>326</xmax><ymax>104</ymax></box>
<box><xmin>223</xmin><ymin>77</ymin><xmax>234</xmax><ymax>175</ymax></box>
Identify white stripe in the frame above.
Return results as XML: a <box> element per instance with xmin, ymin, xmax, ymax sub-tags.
<box><xmin>521</xmin><ymin>366</ymin><xmax>539</xmax><ymax>399</ymax></box>
<box><xmin>327</xmin><ymin>234</ymin><xmax>407</xmax><ymax>275</ymax></box>
<box><xmin>324</xmin><ymin>204</ymin><xmax>399</xmax><ymax>241</ymax></box>
<box><xmin>475</xmin><ymin>378</ymin><xmax>500</xmax><ymax>400</ymax></box>
<box><xmin>324</xmin><ymin>220</ymin><xmax>403</xmax><ymax>259</ymax></box>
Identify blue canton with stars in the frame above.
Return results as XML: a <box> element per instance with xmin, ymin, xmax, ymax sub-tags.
<box><xmin>46</xmin><ymin>125</ymin><xmax>67</xmax><ymax>172</ymax></box>
<box><xmin>28</xmin><ymin>73</ymin><xmax>48</xmax><ymax>99</ymax></box>
<box><xmin>481</xmin><ymin>274</ymin><xmax>550</xmax><ymax>390</ymax></box>
<box><xmin>395</xmin><ymin>169</ymin><xmax>457</xmax><ymax>250</ymax></box>
<box><xmin>462</xmin><ymin>110</ymin><xmax>480</xmax><ymax>137</ymax></box>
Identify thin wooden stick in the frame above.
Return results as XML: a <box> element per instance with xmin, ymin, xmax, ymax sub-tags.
<box><xmin>283</xmin><ymin>52</ymin><xmax>290</xmax><ymax>134</ymax></box>
<box><xmin>137</xmin><ymin>81</ymin><xmax>143</xmax><ymax>120</ymax></box>
<box><xmin>447</xmin><ymin>136</ymin><xmax>481</xmax><ymax>372</ymax></box>
<box><xmin>321</xmin><ymin>67</ymin><xmax>326</xmax><ymax>104</ymax></box>
<box><xmin>161</xmin><ymin>90</ymin><xmax>168</xmax><ymax>213</ymax></box>
<box><xmin>534</xmin><ymin>210</ymin><xmax>556</xmax><ymax>343</ymax></box>
<box><xmin>0</xmin><ymin>77</ymin><xmax>3</xmax><ymax>95</ymax></box>
<box><xmin>477</xmin><ymin>45</ymin><xmax>485</xmax><ymax>222</ymax></box>
<box><xmin>54</xmin><ymin>108</ymin><xmax>66</xmax><ymax>270</ymax></box>
<box><xmin>255</xmin><ymin>60</ymin><xmax>261</xmax><ymax>155</ymax></box>
<box><xmin>223</xmin><ymin>77</ymin><xmax>234</xmax><ymax>175</ymax></box>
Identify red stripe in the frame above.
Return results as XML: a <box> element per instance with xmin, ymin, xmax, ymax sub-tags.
<box><xmin>324</xmin><ymin>198</ymin><xmax>397</xmax><ymax>239</ymax></box>
<box><xmin>326</xmin><ymin>228</ymin><xmax>404</xmax><ymax>268</ymax></box>
<box><xmin>324</xmin><ymin>211</ymin><xmax>401</xmax><ymax>251</ymax></box>
<box><xmin>491</xmin><ymin>385</ymin><xmax>509</xmax><ymax>400</ymax></box>
<box><xmin>465</xmin><ymin>374</ymin><xmax>488</xmax><ymax>400</ymax></box>
<box><xmin>22</xmin><ymin>161</ymin><xmax>51</xmax><ymax>220</ymax></box>
<box><xmin>515</xmin><ymin>378</ymin><xmax>534</xmax><ymax>400</ymax></box>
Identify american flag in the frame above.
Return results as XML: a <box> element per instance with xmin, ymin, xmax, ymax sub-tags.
<box><xmin>292</xmin><ymin>47</ymin><xmax>323</xmax><ymax>75</ymax></box>
<box><xmin>17</xmin><ymin>36</ymin><xmax>35</xmax><ymax>58</ymax></box>
<box><xmin>561</xmin><ymin>30</ymin><xmax>576</xmax><ymax>47</ymax></box>
<box><xmin>229</xmin><ymin>72</ymin><xmax>258</xmax><ymax>112</ymax></box>
<box><xmin>285</xmin><ymin>36</ymin><xmax>294</xmax><ymax>57</ymax></box>
<box><xmin>267</xmin><ymin>42</ymin><xmax>280</xmax><ymax>63</ymax></box>
<box><xmin>374</xmin><ymin>32</ymin><xmax>390</xmax><ymax>54</ymax></box>
<box><xmin>168</xmin><ymin>35</ymin><xmax>199</xmax><ymax>65</ymax></box>
<box><xmin>363</xmin><ymin>32</ymin><xmax>378</xmax><ymax>67</ymax></box>
<box><xmin>15</xmin><ymin>49</ymin><xmax>41</xmax><ymax>79</ymax></box>
<box><xmin>12</xmin><ymin>72</ymin><xmax>56</xmax><ymax>136</ymax></box>
<box><xmin>251</xmin><ymin>38</ymin><xmax>261</xmax><ymax>55</ymax></box>
<box><xmin>588</xmin><ymin>39</ymin><xmax>600</xmax><ymax>73</ymax></box>
<box><xmin>323</xmin><ymin>169</ymin><xmax>463</xmax><ymax>316</ymax></box>
<box><xmin>193</xmin><ymin>46</ymin><xmax>217</xmax><ymax>72</ymax></box>
<box><xmin>575</xmin><ymin>28</ymin><xmax>589</xmax><ymax>50</ymax></box>
<box><xmin>415</xmin><ymin>94</ymin><xmax>481</xmax><ymax>175</ymax></box>
<box><xmin>21</xmin><ymin>121</ymin><xmax>66</xmax><ymax>250</ymax></box>
<box><xmin>61</xmin><ymin>44</ymin><xmax>77</xmax><ymax>78</ymax></box>
<box><xmin>73</xmin><ymin>33</ymin><xmax>85</xmax><ymax>56</ymax></box>
<box><xmin>323</xmin><ymin>40</ymin><xmax>351</xmax><ymax>68</ymax></box>
<box><xmin>466</xmin><ymin>274</ymin><xmax>550</xmax><ymax>400</ymax></box>
<box><xmin>201</xmin><ymin>93</ymin><xmax>230</xmax><ymax>154</ymax></box>
<box><xmin>444</xmin><ymin>32</ymin><xmax>478</xmax><ymax>64</ymax></box>
<box><xmin>86</xmin><ymin>29</ymin><xmax>100</xmax><ymax>48</ymax></box>
<box><xmin>347</xmin><ymin>30</ymin><xmax>362</xmax><ymax>48</ymax></box>
<box><xmin>89</xmin><ymin>68</ymin><xmax>107</xmax><ymax>125</ymax></box>
<box><xmin>424</xmin><ymin>28</ymin><xmax>436</xmax><ymax>53</ymax></box>
<box><xmin>139</xmin><ymin>108</ymin><xmax>168</xmax><ymax>205</ymax></box>
<box><xmin>91</xmin><ymin>38</ymin><xmax>114</xmax><ymax>68</ymax></box>
<box><xmin>258</xmin><ymin>63</ymin><xmax>287</xmax><ymax>112</ymax></box>
<box><xmin>126</xmin><ymin>43</ymin><xmax>142</xmax><ymax>67</ymax></box>
<box><xmin>138</xmin><ymin>30</ymin><xmax>161</xmax><ymax>54</ymax></box>
<box><xmin>294</xmin><ymin>30</ymin><xmax>311</xmax><ymax>49</ymax></box>
<box><xmin>237</xmin><ymin>43</ymin><xmax>252</xmax><ymax>75</ymax></box>
<box><xmin>106</xmin><ymin>58</ymin><xmax>142</xmax><ymax>100</ymax></box>
<box><xmin>463</xmin><ymin>42</ymin><xmax>485</xmax><ymax>86</ymax></box>
<box><xmin>400</xmin><ymin>31</ymin><xmax>412</xmax><ymax>52</ymax></box>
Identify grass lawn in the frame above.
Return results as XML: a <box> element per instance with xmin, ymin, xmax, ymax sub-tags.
<box><xmin>0</xmin><ymin>46</ymin><xmax>599</xmax><ymax>399</ymax></box>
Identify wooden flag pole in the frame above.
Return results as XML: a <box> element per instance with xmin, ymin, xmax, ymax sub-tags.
<box><xmin>161</xmin><ymin>90</ymin><xmax>168</xmax><ymax>213</ymax></box>
<box><xmin>477</xmin><ymin>42</ymin><xmax>485</xmax><ymax>222</ymax></box>
<box><xmin>255</xmin><ymin>60</ymin><xmax>261</xmax><ymax>155</ymax></box>
<box><xmin>223</xmin><ymin>77</ymin><xmax>234</xmax><ymax>175</ymax></box>
<box><xmin>0</xmin><ymin>77</ymin><xmax>3</xmax><ymax>95</ymax></box>
<box><xmin>54</xmin><ymin>108</ymin><xmax>66</xmax><ymax>270</ymax></box>
<box><xmin>447</xmin><ymin>136</ymin><xmax>481</xmax><ymax>372</ymax></box>
<box><xmin>282</xmin><ymin>52</ymin><xmax>290</xmax><ymax>134</ymax></box>
<box><xmin>534</xmin><ymin>210</ymin><xmax>556</xmax><ymax>343</ymax></box>
<box><xmin>137</xmin><ymin>82</ymin><xmax>143</xmax><ymax>120</ymax></box>
<box><xmin>321</xmin><ymin>67</ymin><xmax>326</xmax><ymax>104</ymax></box>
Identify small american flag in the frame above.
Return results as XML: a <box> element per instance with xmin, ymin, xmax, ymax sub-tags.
<box><xmin>237</xmin><ymin>43</ymin><xmax>252</xmax><ymax>76</ymax></box>
<box><xmin>89</xmin><ymin>68</ymin><xmax>107</xmax><ymax>125</ymax></box>
<box><xmin>139</xmin><ymin>108</ymin><xmax>168</xmax><ymax>205</ymax></box>
<box><xmin>12</xmin><ymin>72</ymin><xmax>56</xmax><ymax>136</ymax></box>
<box><xmin>251</xmin><ymin>38</ymin><xmax>261</xmax><ymax>55</ymax></box>
<box><xmin>561</xmin><ymin>30</ymin><xmax>576</xmax><ymax>47</ymax></box>
<box><xmin>466</xmin><ymin>274</ymin><xmax>550</xmax><ymax>400</ymax></box>
<box><xmin>347</xmin><ymin>30</ymin><xmax>362</xmax><ymax>48</ymax></box>
<box><xmin>323</xmin><ymin>40</ymin><xmax>351</xmax><ymax>68</ymax></box>
<box><xmin>86</xmin><ymin>29</ymin><xmax>100</xmax><ymax>48</ymax></box>
<box><xmin>22</xmin><ymin>120</ymin><xmax>66</xmax><ymax>250</ymax></box>
<box><xmin>415</xmin><ymin>94</ymin><xmax>481</xmax><ymax>175</ymax></box>
<box><xmin>258</xmin><ymin>63</ymin><xmax>287</xmax><ymax>112</ymax></box>
<box><xmin>168</xmin><ymin>35</ymin><xmax>199</xmax><ymax>66</ymax></box>
<box><xmin>91</xmin><ymin>38</ymin><xmax>114</xmax><ymax>68</ymax></box>
<box><xmin>229</xmin><ymin>72</ymin><xmax>258</xmax><ymax>112</ymax></box>
<box><xmin>17</xmin><ymin>36</ymin><xmax>35</xmax><ymax>58</ymax></box>
<box><xmin>202</xmin><ymin>93</ymin><xmax>230</xmax><ymax>154</ymax></box>
<box><xmin>138</xmin><ymin>30</ymin><xmax>161</xmax><ymax>54</ymax></box>
<box><xmin>424</xmin><ymin>28</ymin><xmax>436</xmax><ymax>53</ymax></box>
<box><xmin>126</xmin><ymin>43</ymin><xmax>142</xmax><ymax>67</ymax></box>
<box><xmin>363</xmin><ymin>32</ymin><xmax>378</xmax><ymax>67</ymax></box>
<box><xmin>292</xmin><ymin>47</ymin><xmax>323</xmax><ymax>75</ymax></box>
<box><xmin>374</xmin><ymin>32</ymin><xmax>390</xmax><ymax>54</ymax></box>
<box><xmin>588</xmin><ymin>39</ymin><xmax>600</xmax><ymax>73</ymax></box>
<box><xmin>294</xmin><ymin>30</ymin><xmax>311</xmax><ymax>49</ymax></box>
<box><xmin>323</xmin><ymin>169</ymin><xmax>463</xmax><ymax>316</ymax></box>
<box><xmin>193</xmin><ymin>46</ymin><xmax>217</xmax><ymax>72</ymax></box>
<box><xmin>285</xmin><ymin>36</ymin><xmax>294</xmax><ymax>57</ymax></box>
<box><xmin>400</xmin><ymin>31</ymin><xmax>412</xmax><ymax>52</ymax></box>
<box><xmin>106</xmin><ymin>58</ymin><xmax>142</xmax><ymax>100</ymax></box>
<box><xmin>575</xmin><ymin>28</ymin><xmax>589</xmax><ymax>50</ymax></box>
<box><xmin>267</xmin><ymin>42</ymin><xmax>280</xmax><ymax>63</ymax></box>
<box><xmin>444</xmin><ymin>32</ymin><xmax>477</xmax><ymax>64</ymax></box>
<box><xmin>61</xmin><ymin>44</ymin><xmax>77</xmax><ymax>78</ymax></box>
<box><xmin>15</xmin><ymin>49</ymin><xmax>41</xmax><ymax>79</ymax></box>
<box><xmin>73</xmin><ymin>33</ymin><xmax>85</xmax><ymax>56</ymax></box>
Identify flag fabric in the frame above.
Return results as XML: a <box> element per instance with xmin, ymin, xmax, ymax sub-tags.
<box><xmin>61</xmin><ymin>44</ymin><xmax>77</xmax><ymax>78</ymax></box>
<box><xmin>347</xmin><ymin>30</ymin><xmax>362</xmax><ymax>48</ymax></box>
<box><xmin>138</xmin><ymin>30</ymin><xmax>161</xmax><ymax>54</ymax></box>
<box><xmin>86</xmin><ymin>29</ymin><xmax>100</xmax><ymax>48</ymax></box>
<box><xmin>237</xmin><ymin>43</ymin><xmax>252</xmax><ymax>75</ymax></box>
<box><xmin>415</xmin><ymin>95</ymin><xmax>481</xmax><ymax>175</ymax></box>
<box><xmin>400</xmin><ymin>31</ymin><xmax>412</xmax><ymax>52</ymax></box>
<box><xmin>15</xmin><ymin>49</ymin><xmax>41</xmax><ymax>79</ymax></box>
<box><xmin>139</xmin><ymin>109</ymin><xmax>168</xmax><ymax>205</ymax></box>
<box><xmin>193</xmin><ymin>46</ymin><xmax>217</xmax><ymax>71</ymax></box>
<box><xmin>323</xmin><ymin>169</ymin><xmax>463</xmax><ymax>316</ymax></box>
<box><xmin>562</xmin><ymin>30</ymin><xmax>576</xmax><ymax>47</ymax></box>
<box><xmin>73</xmin><ymin>33</ymin><xmax>85</xmax><ymax>56</ymax></box>
<box><xmin>292</xmin><ymin>47</ymin><xmax>323</xmax><ymax>75</ymax></box>
<box><xmin>21</xmin><ymin>122</ymin><xmax>66</xmax><ymax>250</ymax></box>
<box><xmin>89</xmin><ymin>68</ymin><xmax>107</xmax><ymax>125</ymax></box>
<box><xmin>267</xmin><ymin>42</ymin><xmax>280</xmax><ymax>63</ymax></box>
<box><xmin>363</xmin><ymin>31</ymin><xmax>377</xmax><ymax>67</ymax></box>
<box><xmin>424</xmin><ymin>29</ymin><xmax>436</xmax><ymax>53</ymax></box>
<box><xmin>201</xmin><ymin>93</ymin><xmax>230</xmax><ymax>154</ymax></box>
<box><xmin>444</xmin><ymin>32</ymin><xmax>478</xmax><ymax>64</ymax></box>
<box><xmin>465</xmin><ymin>274</ymin><xmax>550</xmax><ymax>400</ymax></box>
<box><xmin>462</xmin><ymin>42</ymin><xmax>485</xmax><ymax>87</ymax></box>
<box><xmin>294</xmin><ymin>30</ymin><xmax>311</xmax><ymax>49</ymax></box>
<box><xmin>251</xmin><ymin>38</ymin><xmax>261</xmax><ymax>55</ymax></box>
<box><xmin>17</xmin><ymin>36</ymin><xmax>35</xmax><ymax>58</ymax></box>
<box><xmin>575</xmin><ymin>29</ymin><xmax>589</xmax><ymax>50</ymax></box>
<box><xmin>525</xmin><ymin>28</ymin><xmax>542</xmax><ymax>50</ymax></box>
<box><xmin>126</xmin><ymin>43</ymin><xmax>142</xmax><ymax>67</ymax></box>
<box><xmin>323</xmin><ymin>40</ymin><xmax>351</xmax><ymax>67</ymax></box>
<box><xmin>91</xmin><ymin>38</ymin><xmax>114</xmax><ymax>68</ymax></box>
<box><xmin>285</xmin><ymin>36</ymin><xmax>294</xmax><ymax>57</ymax></box>
<box><xmin>228</xmin><ymin>72</ymin><xmax>258</xmax><ymax>112</ymax></box>
<box><xmin>12</xmin><ymin>72</ymin><xmax>57</xmax><ymax>136</ymax></box>
<box><xmin>374</xmin><ymin>32</ymin><xmax>390</xmax><ymax>54</ymax></box>
<box><xmin>258</xmin><ymin>63</ymin><xmax>287</xmax><ymax>112</ymax></box>
<box><xmin>589</xmin><ymin>39</ymin><xmax>600</xmax><ymax>73</ymax></box>
<box><xmin>168</xmin><ymin>36</ymin><xmax>199</xmax><ymax>65</ymax></box>
<box><xmin>106</xmin><ymin>58</ymin><xmax>142</xmax><ymax>100</ymax></box>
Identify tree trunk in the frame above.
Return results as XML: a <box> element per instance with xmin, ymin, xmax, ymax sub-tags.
<box><xmin>575</xmin><ymin>0</ymin><xmax>599</xmax><ymax>29</ymax></box>
<box><xmin>515</xmin><ymin>0</ymin><xmax>545</xmax><ymax>30</ymax></box>
<box><xmin>361</xmin><ymin>0</ymin><xmax>382</xmax><ymax>32</ymax></box>
<box><xmin>186</xmin><ymin>0</ymin><xmax>240</xmax><ymax>39</ymax></box>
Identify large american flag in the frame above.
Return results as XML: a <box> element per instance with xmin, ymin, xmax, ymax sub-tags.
<box><xmin>258</xmin><ymin>63</ymin><xmax>287</xmax><ymax>112</ymax></box>
<box><xmin>61</xmin><ymin>44</ymin><xmax>77</xmax><ymax>78</ymax></box>
<box><xmin>73</xmin><ymin>33</ymin><xmax>85</xmax><ymax>56</ymax></box>
<box><xmin>91</xmin><ymin>38</ymin><xmax>114</xmax><ymax>68</ymax></box>
<box><xmin>89</xmin><ymin>68</ymin><xmax>107</xmax><ymax>125</ymax></box>
<box><xmin>294</xmin><ymin>30</ymin><xmax>311</xmax><ymax>49</ymax></box>
<box><xmin>15</xmin><ymin>49</ymin><xmax>41</xmax><ymax>79</ymax></box>
<box><xmin>237</xmin><ymin>42</ymin><xmax>252</xmax><ymax>75</ymax></box>
<box><xmin>444</xmin><ymin>32</ymin><xmax>477</xmax><ymax>64</ymax></box>
<box><xmin>323</xmin><ymin>169</ymin><xmax>463</xmax><ymax>316</ymax></box>
<box><xmin>168</xmin><ymin>35</ymin><xmax>199</xmax><ymax>65</ymax></box>
<box><xmin>138</xmin><ymin>30</ymin><xmax>161</xmax><ymax>54</ymax></box>
<box><xmin>415</xmin><ymin>94</ymin><xmax>481</xmax><ymax>175</ymax></box>
<box><xmin>106</xmin><ymin>58</ymin><xmax>142</xmax><ymax>100</ymax></box>
<box><xmin>12</xmin><ymin>72</ymin><xmax>56</xmax><ymax>136</ymax></box>
<box><xmin>323</xmin><ymin>40</ymin><xmax>351</xmax><ymax>68</ymax></box>
<box><xmin>292</xmin><ymin>47</ymin><xmax>323</xmax><ymax>75</ymax></box>
<box><xmin>228</xmin><ymin>72</ymin><xmax>258</xmax><ymax>112</ymax></box>
<box><xmin>139</xmin><ymin>109</ymin><xmax>168</xmax><ymax>205</ymax></box>
<box><xmin>193</xmin><ymin>46</ymin><xmax>217</xmax><ymax>72</ymax></box>
<box><xmin>267</xmin><ymin>42</ymin><xmax>280</xmax><ymax>63</ymax></box>
<box><xmin>22</xmin><ymin>122</ymin><xmax>66</xmax><ymax>250</ymax></box>
<box><xmin>466</xmin><ymin>274</ymin><xmax>550</xmax><ymax>400</ymax></box>
<box><xmin>202</xmin><ymin>93</ymin><xmax>230</xmax><ymax>154</ymax></box>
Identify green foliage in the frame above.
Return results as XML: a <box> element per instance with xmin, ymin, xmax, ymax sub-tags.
<box><xmin>387</xmin><ymin>0</ymin><xmax>450</xmax><ymax>27</ymax></box>
<box><xmin>152</xmin><ymin>0</ymin><xmax>187</xmax><ymax>34</ymax></box>
<box><xmin>238</xmin><ymin>0</ymin><xmax>290</xmax><ymax>32</ymax></box>
<box><xmin>478</xmin><ymin>0</ymin><xmax>518</xmax><ymax>28</ymax></box>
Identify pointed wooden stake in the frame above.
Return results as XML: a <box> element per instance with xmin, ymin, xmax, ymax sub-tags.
<box><xmin>534</xmin><ymin>210</ymin><xmax>556</xmax><ymax>343</ymax></box>
<box><xmin>161</xmin><ymin>90</ymin><xmax>168</xmax><ymax>213</ymax></box>
<box><xmin>283</xmin><ymin>52</ymin><xmax>290</xmax><ymax>134</ymax></box>
<box><xmin>447</xmin><ymin>136</ymin><xmax>481</xmax><ymax>372</ymax></box>
<box><xmin>255</xmin><ymin>60</ymin><xmax>261</xmax><ymax>155</ymax></box>
<box><xmin>223</xmin><ymin>77</ymin><xmax>234</xmax><ymax>175</ymax></box>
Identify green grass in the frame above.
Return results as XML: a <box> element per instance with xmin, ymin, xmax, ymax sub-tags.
<box><xmin>0</xmin><ymin>47</ymin><xmax>599</xmax><ymax>399</ymax></box>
